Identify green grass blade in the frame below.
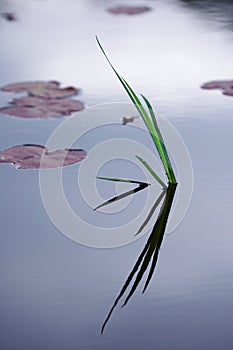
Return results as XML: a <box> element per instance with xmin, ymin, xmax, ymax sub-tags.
<box><xmin>122</xmin><ymin>79</ymin><xmax>174</xmax><ymax>183</ymax></box>
<box><xmin>96</xmin><ymin>37</ymin><xmax>146</xmax><ymax>117</ymax></box>
<box><xmin>96</xmin><ymin>37</ymin><xmax>158</xmax><ymax>143</ymax></box>
<box><xmin>120</xmin><ymin>77</ymin><xmax>156</xmax><ymax>132</ymax></box>
<box><xmin>96</xmin><ymin>176</ymin><xmax>149</xmax><ymax>186</ymax></box>
<box><xmin>140</xmin><ymin>94</ymin><xmax>158</xmax><ymax>128</ymax></box>
<box><xmin>140</xmin><ymin>94</ymin><xmax>177</xmax><ymax>184</ymax></box>
<box><xmin>96</xmin><ymin>36</ymin><xmax>177</xmax><ymax>185</ymax></box>
<box><xmin>136</xmin><ymin>155</ymin><xmax>166</xmax><ymax>188</ymax></box>
<box><xmin>120</xmin><ymin>79</ymin><xmax>172</xmax><ymax>182</ymax></box>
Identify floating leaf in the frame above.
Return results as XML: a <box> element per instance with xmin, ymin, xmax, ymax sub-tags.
<box><xmin>1</xmin><ymin>81</ymin><xmax>60</xmax><ymax>93</ymax></box>
<box><xmin>0</xmin><ymin>144</ymin><xmax>87</xmax><ymax>169</ymax></box>
<box><xmin>201</xmin><ymin>80</ymin><xmax>233</xmax><ymax>97</ymax></box>
<box><xmin>29</xmin><ymin>86</ymin><xmax>79</xmax><ymax>99</ymax></box>
<box><xmin>0</xmin><ymin>96</ymin><xmax>84</xmax><ymax>118</ymax></box>
<box><xmin>201</xmin><ymin>80</ymin><xmax>233</xmax><ymax>89</ymax></box>
<box><xmin>222</xmin><ymin>88</ymin><xmax>233</xmax><ymax>96</ymax></box>
<box><xmin>1</xmin><ymin>80</ymin><xmax>80</xmax><ymax>99</ymax></box>
<box><xmin>96</xmin><ymin>176</ymin><xmax>149</xmax><ymax>186</ymax></box>
<box><xmin>122</xmin><ymin>116</ymin><xmax>139</xmax><ymax>125</ymax></box>
<box><xmin>107</xmin><ymin>5</ymin><xmax>151</xmax><ymax>15</ymax></box>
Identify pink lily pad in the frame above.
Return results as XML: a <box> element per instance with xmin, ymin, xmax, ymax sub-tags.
<box><xmin>0</xmin><ymin>144</ymin><xmax>87</xmax><ymax>169</ymax></box>
<box><xmin>1</xmin><ymin>81</ymin><xmax>60</xmax><ymax>92</ymax></box>
<box><xmin>222</xmin><ymin>88</ymin><xmax>233</xmax><ymax>96</ymax></box>
<box><xmin>201</xmin><ymin>80</ymin><xmax>233</xmax><ymax>97</ymax></box>
<box><xmin>107</xmin><ymin>5</ymin><xmax>151</xmax><ymax>15</ymax></box>
<box><xmin>0</xmin><ymin>96</ymin><xmax>84</xmax><ymax>118</ymax></box>
<box><xmin>1</xmin><ymin>80</ymin><xmax>80</xmax><ymax>99</ymax></box>
<box><xmin>29</xmin><ymin>86</ymin><xmax>79</xmax><ymax>99</ymax></box>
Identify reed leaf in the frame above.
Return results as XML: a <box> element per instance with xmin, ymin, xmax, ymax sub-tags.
<box><xmin>136</xmin><ymin>155</ymin><xmax>166</xmax><ymax>188</ymax></box>
<box><xmin>140</xmin><ymin>94</ymin><xmax>177</xmax><ymax>184</ymax></box>
<box><xmin>96</xmin><ymin>176</ymin><xmax>149</xmax><ymax>186</ymax></box>
<box><xmin>96</xmin><ymin>36</ymin><xmax>177</xmax><ymax>185</ymax></box>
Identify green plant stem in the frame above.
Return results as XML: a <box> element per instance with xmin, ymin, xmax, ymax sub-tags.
<box><xmin>96</xmin><ymin>36</ymin><xmax>177</xmax><ymax>185</ymax></box>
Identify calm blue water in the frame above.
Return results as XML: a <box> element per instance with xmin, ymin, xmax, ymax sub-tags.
<box><xmin>0</xmin><ymin>1</ymin><xmax>233</xmax><ymax>349</ymax></box>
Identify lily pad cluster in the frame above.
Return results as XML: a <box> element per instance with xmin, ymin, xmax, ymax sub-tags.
<box><xmin>107</xmin><ymin>5</ymin><xmax>151</xmax><ymax>15</ymax></box>
<box><xmin>0</xmin><ymin>81</ymin><xmax>87</xmax><ymax>169</ymax></box>
<box><xmin>0</xmin><ymin>144</ymin><xmax>87</xmax><ymax>169</ymax></box>
<box><xmin>201</xmin><ymin>80</ymin><xmax>233</xmax><ymax>97</ymax></box>
<box><xmin>0</xmin><ymin>80</ymin><xmax>85</xmax><ymax>118</ymax></box>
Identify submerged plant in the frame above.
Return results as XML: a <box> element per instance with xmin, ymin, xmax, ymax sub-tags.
<box><xmin>96</xmin><ymin>36</ymin><xmax>177</xmax><ymax>185</ymax></box>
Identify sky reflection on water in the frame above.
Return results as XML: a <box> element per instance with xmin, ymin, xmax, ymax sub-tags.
<box><xmin>0</xmin><ymin>1</ymin><xmax>233</xmax><ymax>349</ymax></box>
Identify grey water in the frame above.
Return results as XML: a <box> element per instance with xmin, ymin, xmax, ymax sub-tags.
<box><xmin>0</xmin><ymin>0</ymin><xmax>233</xmax><ymax>349</ymax></box>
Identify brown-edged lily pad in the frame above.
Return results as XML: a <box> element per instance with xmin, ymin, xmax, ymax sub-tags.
<box><xmin>201</xmin><ymin>80</ymin><xmax>233</xmax><ymax>97</ymax></box>
<box><xmin>0</xmin><ymin>144</ymin><xmax>87</xmax><ymax>169</ymax></box>
<box><xmin>1</xmin><ymin>80</ymin><xmax>80</xmax><ymax>99</ymax></box>
<box><xmin>0</xmin><ymin>96</ymin><xmax>84</xmax><ymax>118</ymax></box>
<box><xmin>1</xmin><ymin>81</ymin><xmax>60</xmax><ymax>92</ymax></box>
<box><xmin>29</xmin><ymin>86</ymin><xmax>79</xmax><ymax>99</ymax></box>
<box><xmin>107</xmin><ymin>5</ymin><xmax>151</xmax><ymax>15</ymax></box>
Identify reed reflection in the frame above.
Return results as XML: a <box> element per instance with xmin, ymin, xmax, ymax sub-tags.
<box><xmin>96</xmin><ymin>183</ymin><xmax>177</xmax><ymax>333</ymax></box>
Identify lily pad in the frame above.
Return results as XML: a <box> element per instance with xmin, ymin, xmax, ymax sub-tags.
<box><xmin>0</xmin><ymin>96</ymin><xmax>84</xmax><ymax>118</ymax></box>
<box><xmin>201</xmin><ymin>80</ymin><xmax>233</xmax><ymax>97</ymax></box>
<box><xmin>0</xmin><ymin>144</ymin><xmax>87</xmax><ymax>169</ymax></box>
<box><xmin>1</xmin><ymin>80</ymin><xmax>80</xmax><ymax>99</ymax></box>
<box><xmin>107</xmin><ymin>5</ymin><xmax>151</xmax><ymax>15</ymax></box>
<box><xmin>29</xmin><ymin>86</ymin><xmax>79</xmax><ymax>99</ymax></box>
<box><xmin>222</xmin><ymin>88</ymin><xmax>233</xmax><ymax>96</ymax></box>
<box><xmin>1</xmin><ymin>81</ymin><xmax>60</xmax><ymax>92</ymax></box>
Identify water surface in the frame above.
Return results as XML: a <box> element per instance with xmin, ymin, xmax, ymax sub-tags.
<box><xmin>0</xmin><ymin>1</ymin><xmax>233</xmax><ymax>349</ymax></box>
